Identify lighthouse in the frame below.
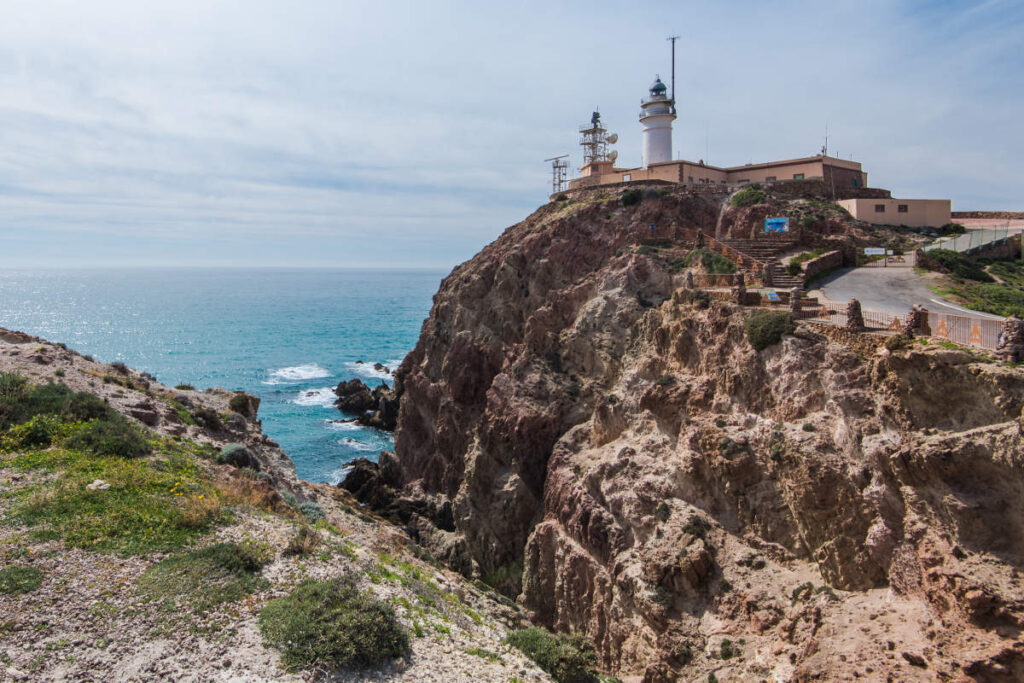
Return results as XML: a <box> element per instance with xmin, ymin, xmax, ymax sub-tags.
<box><xmin>639</xmin><ymin>77</ymin><xmax>675</xmax><ymax>168</ymax></box>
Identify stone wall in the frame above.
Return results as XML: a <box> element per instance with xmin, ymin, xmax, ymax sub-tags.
<box><xmin>952</xmin><ymin>211</ymin><xmax>1024</xmax><ymax>220</ymax></box>
<box><xmin>766</xmin><ymin>179</ymin><xmax>891</xmax><ymax>201</ymax></box>
<box><xmin>804</xmin><ymin>321</ymin><xmax>886</xmax><ymax>355</ymax></box>
<box><xmin>801</xmin><ymin>249</ymin><xmax>844</xmax><ymax>282</ymax></box>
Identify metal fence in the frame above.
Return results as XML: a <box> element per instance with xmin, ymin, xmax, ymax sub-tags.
<box><xmin>922</xmin><ymin>311</ymin><xmax>1002</xmax><ymax>349</ymax></box>
<box><xmin>862</xmin><ymin>252</ymin><xmax>917</xmax><ymax>268</ymax></box>
<box><xmin>923</xmin><ymin>227</ymin><xmax>1019</xmax><ymax>254</ymax></box>
<box><xmin>800</xmin><ymin>303</ymin><xmax>1003</xmax><ymax>350</ymax></box>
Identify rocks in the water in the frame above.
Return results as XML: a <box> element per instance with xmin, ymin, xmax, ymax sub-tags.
<box><xmin>334</xmin><ymin>378</ymin><xmax>399</xmax><ymax>431</ymax></box>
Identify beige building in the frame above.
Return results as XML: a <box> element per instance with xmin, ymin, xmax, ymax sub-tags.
<box><xmin>569</xmin><ymin>154</ymin><xmax>868</xmax><ymax>192</ymax></box>
<box><xmin>836</xmin><ymin>198</ymin><xmax>951</xmax><ymax>228</ymax></box>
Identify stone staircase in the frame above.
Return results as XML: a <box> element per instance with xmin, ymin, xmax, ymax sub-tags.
<box><xmin>721</xmin><ymin>238</ymin><xmax>798</xmax><ymax>261</ymax></box>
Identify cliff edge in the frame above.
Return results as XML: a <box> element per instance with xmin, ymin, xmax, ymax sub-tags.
<box><xmin>347</xmin><ymin>186</ymin><xmax>1024</xmax><ymax>681</ymax></box>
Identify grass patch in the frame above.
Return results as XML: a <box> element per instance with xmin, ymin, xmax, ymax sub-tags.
<box><xmin>684</xmin><ymin>247</ymin><xmax>736</xmax><ymax>274</ymax></box>
<box><xmin>283</xmin><ymin>525</ymin><xmax>320</xmax><ymax>557</ymax></box>
<box><xmin>622</xmin><ymin>189</ymin><xmax>643</xmax><ymax>207</ymax></box>
<box><xmin>0</xmin><ymin>565</ymin><xmax>43</xmax><ymax>595</ymax></box>
<box><xmin>6</xmin><ymin>441</ymin><xmax>225</xmax><ymax>555</ymax></box>
<box><xmin>465</xmin><ymin>646</ymin><xmax>504</xmax><ymax>663</ymax></box>
<box><xmin>926</xmin><ymin>258</ymin><xmax>1024</xmax><ymax>317</ymax></box>
<box><xmin>259</xmin><ymin>576</ymin><xmax>409</xmax><ymax>672</ymax></box>
<box><xmin>507</xmin><ymin>627</ymin><xmax>599</xmax><ymax>683</ymax></box>
<box><xmin>924</xmin><ymin>249</ymin><xmax>993</xmax><ymax>282</ymax></box>
<box><xmin>137</xmin><ymin>541</ymin><xmax>270</xmax><ymax>612</ymax></box>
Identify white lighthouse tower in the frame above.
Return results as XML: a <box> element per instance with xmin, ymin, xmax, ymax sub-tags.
<box><xmin>639</xmin><ymin>77</ymin><xmax>675</xmax><ymax>168</ymax></box>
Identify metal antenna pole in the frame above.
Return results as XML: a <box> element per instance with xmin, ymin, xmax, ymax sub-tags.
<box><xmin>667</xmin><ymin>35</ymin><xmax>679</xmax><ymax>114</ymax></box>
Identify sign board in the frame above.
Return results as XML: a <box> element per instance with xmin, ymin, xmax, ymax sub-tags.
<box><xmin>764</xmin><ymin>292</ymin><xmax>781</xmax><ymax>302</ymax></box>
<box><xmin>864</xmin><ymin>247</ymin><xmax>886</xmax><ymax>256</ymax></box>
<box><xmin>765</xmin><ymin>217</ymin><xmax>789</xmax><ymax>233</ymax></box>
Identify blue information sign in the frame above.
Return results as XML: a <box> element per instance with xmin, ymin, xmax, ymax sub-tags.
<box><xmin>765</xmin><ymin>217</ymin><xmax>790</xmax><ymax>233</ymax></box>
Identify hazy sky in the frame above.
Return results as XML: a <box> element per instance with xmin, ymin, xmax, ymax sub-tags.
<box><xmin>1</xmin><ymin>0</ymin><xmax>1021</xmax><ymax>268</ymax></box>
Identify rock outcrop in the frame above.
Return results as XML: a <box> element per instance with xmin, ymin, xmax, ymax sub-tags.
<box><xmin>335</xmin><ymin>378</ymin><xmax>400</xmax><ymax>431</ymax></box>
<box><xmin>345</xmin><ymin>186</ymin><xmax>1024</xmax><ymax>681</ymax></box>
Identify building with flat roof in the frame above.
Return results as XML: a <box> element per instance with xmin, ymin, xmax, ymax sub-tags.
<box><xmin>837</xmin><ymin>198</ymin><xmax>951</xmax><ymax>228</ymax></box>
<box><xmin>568</xmin><ymin>79</ymin><xmax>868</xmax><ymax>193</ymax></box>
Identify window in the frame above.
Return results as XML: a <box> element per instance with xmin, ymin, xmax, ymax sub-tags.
<box><xmin>623</xmin><ymin>174</ymin><xmax>631</xmax><ymax>182</ymax></box>
<box><xmin>765</xmin><ymin>176</ymin><xmax>776</xmax><ymax>182</ymax></box>
<box><xmin>793</xmin><ymin>173</ymin><xmax>804</xmax><ymax>180</ymax></box>
<box><xmin>875</xmin><ymin>204</ymin><xmax>886</xmax><ymax>213</ymax></box>
<box><xmin>688</xmin><ymin>176</ymin><xmax>694</xmax><ymax>183</ymax></box>
<box><xmin>898</xmin><ymin>204</ymin><xmax>909</xmax><ymax>213</ymax></box>
<box><xmin>737</xmin><ymin>179</ymin><xmax>749</xmax><ymax>184</ymax></box>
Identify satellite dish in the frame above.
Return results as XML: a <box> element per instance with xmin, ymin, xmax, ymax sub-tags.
<box><xmin>607</xmin><ymin>133</ymin><xmax>619</xmax><ymax>144</ymax></box>
<box><xmin>608</xmin><ymin>150</ymin><xmax>618</xmax><ymax>162</ymax></box>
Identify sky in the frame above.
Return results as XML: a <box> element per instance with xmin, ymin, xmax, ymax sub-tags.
<box><xmin>0</xmin><ymin>0</ymin><xmax>1021</xmax><ymax>268</ymax></box>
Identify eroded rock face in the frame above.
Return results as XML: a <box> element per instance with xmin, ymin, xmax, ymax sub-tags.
<box><xmin>348</xmin><ymin>187</ymin><xmax>1024</xmax><ymax>681</ymax></box>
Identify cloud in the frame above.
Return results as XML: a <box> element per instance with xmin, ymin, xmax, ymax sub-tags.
<box><xmin>0</xmin><ymin>1</ymin><xmax>1020</xmax><ymax>267</ymax></box>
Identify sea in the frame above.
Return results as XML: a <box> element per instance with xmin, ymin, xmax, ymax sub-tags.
<box><xmin>0</xmin><ymin>268</ymin><xmax>444</xmax><ymax>484</ymax></box>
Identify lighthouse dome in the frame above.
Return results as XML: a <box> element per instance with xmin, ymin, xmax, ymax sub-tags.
<box><xmin>649</xmin><ymin>78</ymin><xmax>667</xmax><ymax>96</ymax></box>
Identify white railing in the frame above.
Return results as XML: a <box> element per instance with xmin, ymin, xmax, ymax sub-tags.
<box><xmin>923</xmin><ymin>226</ymin><xmax>1020</xmax><ymax>253</ymax></box>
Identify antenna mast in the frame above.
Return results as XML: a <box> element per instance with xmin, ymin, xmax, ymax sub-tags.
<box><xmin>667</xmin><ymin>35</ymin><xmax>679</xmax><ymax>114</ymax></box>
<box><xmin>545</xmin><ymin>155</ymin><xmax>570</xmax><ymax>194</ymax></box>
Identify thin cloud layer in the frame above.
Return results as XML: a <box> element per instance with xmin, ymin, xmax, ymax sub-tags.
<box><xmin>0</xmin><ymin>1</ymin><xmax>1020</xmax><ymax>267</ymax></box>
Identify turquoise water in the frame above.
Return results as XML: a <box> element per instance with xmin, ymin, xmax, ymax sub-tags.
<box><xmin>0</xmin><ymin>268</ymin><xmax>443</xmax><ymax>483</ymax></box>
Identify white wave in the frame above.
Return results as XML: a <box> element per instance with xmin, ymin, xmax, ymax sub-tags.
<box><xmin>325</xmin><ymin>419</ymin><xmax>362</xmax><ymax>432</ymax></box>
<box><xmin>328</xmin><ymin>464</ymin><xmax>354</xmax><ymax>486</ymax></box>
<box><xmin>264</xmin><ymin>363</ymin><xmax>331</xmax><ymax>385</ymax></box>
<box><xmin>339</xmin><ymin>438</ymin><xmax>380</xmax><ymax>452</ymax></box>
<box><xmin>344</xmin><ymin>359</ymin><xmax>403</xmax><ymax>381</ymax></box>
<box><xmin>291</xmin><ymin>387</ymin><xmax>337</xmax><ymax>408</ymax></box>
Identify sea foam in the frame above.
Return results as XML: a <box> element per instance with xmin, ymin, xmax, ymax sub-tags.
<box><xmin>264</xmin><ymin>363</ymin><xmax>331</xmax><ymax>385</ymax></box>
<box><xmin>292</xmin><ymin>387</ymin><xmax>337</xmax><ymax>408</ymax></box>
<box><xmin>344</xmin><ymin>359</ymin><xmax>402</xmax><ymax>382</ymax></box>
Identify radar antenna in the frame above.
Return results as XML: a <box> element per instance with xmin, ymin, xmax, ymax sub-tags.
<box><xmin>545</xmin><ymin>155</ymin><xmax>570</xmax><ymax>194</ymax></box>
<box><xmin>579</xmin><ymin>110</ymin><xmax>616</xmax><ymax>166</ymax></box>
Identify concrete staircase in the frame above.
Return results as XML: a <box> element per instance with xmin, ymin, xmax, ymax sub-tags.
<box><xmin>721</xmin><ymin>238</ymin><xmax>798</xmax><ymax>261</ymax></box>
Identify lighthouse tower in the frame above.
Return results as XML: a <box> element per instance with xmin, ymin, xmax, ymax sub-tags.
<box><xmin>639</xmin><ymin>77</ymin><xmax>675</xmax><ymax>168</ymax></box>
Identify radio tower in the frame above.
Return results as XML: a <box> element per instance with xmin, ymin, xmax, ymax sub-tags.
<box><xmin>545</xmin><ymin>155</ymin><xmax>569</xmax><ymax>194</ymax></box>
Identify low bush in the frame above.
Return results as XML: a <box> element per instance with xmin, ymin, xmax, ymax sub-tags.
<box><xmin>259</xmin><ymin>576</ymin><xmax>409</xmax><ymax>672</ymax></box>
<box><xmin>730</xmin><ymin>187</ymin><xmax>765</xmax><ymax>208</ymax></box>
<box><xmin>192</xmin><ymin>407</ymin><xmax>223</xmax><ymax>431</ymax></box>
<box><xmin>684</xmin><ymin>247</ymin><xmax>735</xmax><ymax>274</ymax></box>
<box><xmin>284</xmin><ymin>526</ymin><xmax>320</xmax><ymax>557</ymax></box>
<box><xmin>506</xmin><ymin>627</ymin><xmax>599</xmax><ymax>683</ymax></box>
<box><xmin>925</xmin><ymin>249</ymin><xmax>993</xmax><ymax>282</ymax></box>
<box><xmin>137</xmin><ymin>541</ymin><xmax>270</xmax><ymax>612</ymax></box>
<box><xmin>884</xmin><ymin>334</ymin><xmax>910</xmax><ymax>351</ymax></box>
<box><xmin>298</xmin><ymin>500</ymin><xmax>326</xmax><ymax>523</ymax></box>
<box><xmin>0</xmin><ymin>375</ymin><xmax>114</xmax><ymax>432</ymax></box>
<box><xmin>555</xmin><ymin>193</ymin><xmax>568</xmax><ymax>202</ymax></box>
<box><xmin>174</xmin><ymin>384</ymin><xmax>195</xmax><ymax>391</ymax></box>
<box><xmin>64</xmin><ymin>417</ymin><xmax>151</xmax><ymax>459</ymax></box>
<box><xmin>0</xmin><ymin>565</ymin><xmax>43</xmax><ymax>595</ymax></box>
<box><xmin>1</xmin><ymin>414</ymin><xmax>67</xmax><ymax>451</ymax></box>
<box><xmin>744</xmin><ymin>311</ymin><xmax>795</xmax><ymax>351</ymax></box>
<box><xmin>621</xmin><ymin>189</ymin><xmax>643</xmax><ymax>207</ymax></box>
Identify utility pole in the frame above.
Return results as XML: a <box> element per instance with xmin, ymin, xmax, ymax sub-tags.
<box><xmin>667</xmin><ymin>35</ymin><xmax>679</xmax><ymax>114</ymax></box>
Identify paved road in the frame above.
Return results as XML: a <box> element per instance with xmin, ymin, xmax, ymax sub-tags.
<box><xmin>813</xmin><ymin>267</ymin><xmax>1003</xmax><ymax>319</ymax></box>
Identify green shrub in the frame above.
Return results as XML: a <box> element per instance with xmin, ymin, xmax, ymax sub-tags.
<box><xmin>622</xmin><ymin>189</ymin><xmax>643</xmax><ymax>207</ymax></box>
<box><xmin>555</xmin><ymin>193</ymin><xmax>568</xmax><ymax>202</ymax></box>
<box><xmin>1</xmin><ymin>414</ymin><xmax>66</xmax><ymax>451</ymax></box>
<box><xmin>228</xmin><ymin>393</ymin><xmax>250</xmax><ymax>414</ymax></box>
<box><xmin>744</xmin><ymin>311</ymin><xmax>795</xmax><ymax>351</ymax></box>
<box><xmin>506</xmin><ymin>627</ymin><xmax>599</xmax><ymax>683</ymax></box>
<box><xmin>683</xmin><ymin>514</ymin><xmax>712</xmax><ymax>538</ymax></box>
<box><xmin>884</xmin><ymin>334</ymin><xmax>910</xmax><ymax>351</ymax></box>
<box><xmin>938</xmin><ymin>223</ymin><xmax>966</xmax><ymax>236</ymax></box>
<box><xmin>0</xmin><ymin>376</ymin><xmax>114</xmax><ymax>432</ymax></box>
<box><xmin>683</xmin><ymin>247</ymin><xmax>735</xmax><ymax>274</ymax></box>
<box><xmin>0</xmin><ymin>565</ymin><xmax>43</xmax><ymax>595</ymax></box>
<box><xmin>298</xmin><ymin>500</ymin><xmax>326</xmax><ymax>523</ymax></box>
<box><xmin>137</xmin><ymin>541</ymin><xmax>270</xmax><ymax>612</ymax></box>
<box><xmin>259</xmin><ymin>576</ymin><xmax>409</xmax><ymax>672</ymax></box>
<box><xmin>654</xmin><ymin>375</ymin><xmax>675</xmax><ymax>387</ymax></box>
<box><xmin>284</xmin><ymin>526</ymin><xmax>320</xmax><ymax>557</ymax></box>
<box><xmin>192</xmin><ymin>407</ymin><xmax>223</xmax><ymax>431</ymax></box>
<box><xmin>926</xmin><ymin>249</ymin><xmax>993</xmax><ymax>282</ymax></box>
<box><xmin>720</xmin><ymin>638</ymin><xmax>737</xmax><ymax>659</ymax></box>
<box><xmin>174</xmin><ymin>384</ymin><xmax>195</xmax><ymax>391</ymax></box>
<box><xmin>730</xmin><ymin>187</ymin><xmax>765</xmax><ymax>208</ymax></box>
<box><xmin>65</xmin><ymin>418</ymin><xmax>151</xmax><ymax>458</ymax></box>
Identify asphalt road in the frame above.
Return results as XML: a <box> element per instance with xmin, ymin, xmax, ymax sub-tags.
<box><xmin>814</xmin><ymin>267</ymin><xmax>1004</xmax><ymax>319</ymax></box>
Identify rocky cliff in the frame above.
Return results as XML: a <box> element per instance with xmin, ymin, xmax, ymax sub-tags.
<box><xmin>348</xmin><ymin>186</ymin><xmax>1024</xmax><ymax>681</ymax></box>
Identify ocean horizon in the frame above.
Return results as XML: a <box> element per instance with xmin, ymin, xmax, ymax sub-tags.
<box><xmin>0</xmin><ymin>267</ymin><xmax>446</xmax><ymax>483</ymax></box>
